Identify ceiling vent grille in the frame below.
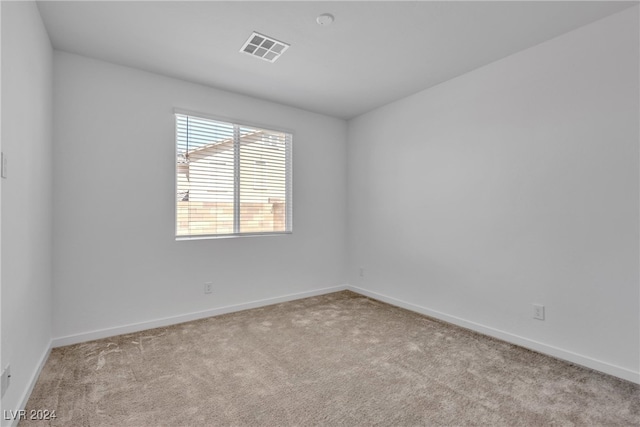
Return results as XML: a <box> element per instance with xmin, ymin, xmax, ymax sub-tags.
<box><xmin>240</xmin><ymin>32</ymin><xmax>290</xmax><ymax>63</ymax></box>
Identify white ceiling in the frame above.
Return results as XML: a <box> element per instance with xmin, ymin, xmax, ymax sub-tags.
<box><xmin>36</xmin><ymin>1</ymin><xmax>636</xmax><ymax>120</ymax></box>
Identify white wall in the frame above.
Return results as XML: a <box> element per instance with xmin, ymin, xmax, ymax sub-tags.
<box><xmin>0</xmin><ymin>0</ymin><xmax>3</xmax><ymax>415</ymax></box>
<box><xmin>52</xmin><ymin>52</ymin><xmax>348</xmax><ymax>341</ymax></box>
<box><xmin>347</xmin><ymin>7</ymin><xmax>639</xmax><ymax>382</ymax></box>
<box><xmin>1</xmin><ymin>1</ymin><xmax>53</xmax><ymax>421</ymax></box>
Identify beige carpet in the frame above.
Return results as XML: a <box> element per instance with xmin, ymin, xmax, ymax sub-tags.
<box><xmin>22</xmin><ymin>291</ymin><xmax>639</xmax><ymax>426</ymax></box>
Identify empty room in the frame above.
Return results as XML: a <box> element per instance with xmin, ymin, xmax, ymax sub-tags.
<box><xmin>1</xmin><ymin>0</ymin><xmax>639</xmax><ymax>425</ymax></box>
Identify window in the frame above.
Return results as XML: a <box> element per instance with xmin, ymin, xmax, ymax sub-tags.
<box><xmin>175</xmin><ymin>112</ymin><xmax>292</xmax><ymax>238</ymax></box>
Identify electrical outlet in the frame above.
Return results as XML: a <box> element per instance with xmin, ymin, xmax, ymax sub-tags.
<box><xmin>359</xmin><ymin>267</ymin><xmax>364</xmax><ymax>278</ymax></box>
<box><xmin>533</xmin><ymin>304</ymin><xmax>545</xmax><ymax>320</ymax></box>
<box><xmin>204</xmin><ymin>282</ymin><xmax>213</xmax><ymax>294</ymax></box>
<box><xmin>1</xmin><ymin>365</ymin><xmax>11</xmax><ymax>398</ymax></box>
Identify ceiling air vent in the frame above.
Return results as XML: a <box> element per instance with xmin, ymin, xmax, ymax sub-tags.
<box><xmin>240</xmin><ymin>32</ymin><xmax>290</xmax><ymax>63</ymax></box>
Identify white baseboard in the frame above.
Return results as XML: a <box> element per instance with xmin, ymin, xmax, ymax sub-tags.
<box><xmin>52</xmin><ymin>285</ymin><xmax>348</xmax><ymax>348</ymax></box>
<box><xmin>347</xmin><ymin>285</ymin><xmax>640</xmax><ymax>384</ymax></box>
<box><xmin>46</xmin><ymin>283</ymin><xmax>640</xmax><ymax>384</ymax></box>
<box><xmin>5</xmin><ymin>342</ymin><xmax>52</xmax><ymax>427</ymax></box>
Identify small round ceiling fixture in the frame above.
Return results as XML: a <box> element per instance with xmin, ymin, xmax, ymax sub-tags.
<box><xmin>316</xmin><ymin>13</ymin><xmax>334</xmax><ymax>26</ymax></box>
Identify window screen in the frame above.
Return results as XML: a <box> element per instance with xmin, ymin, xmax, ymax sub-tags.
<box><xmin>176</xmin><ymin>113</ymin><xmax>292</xmax><ymax>238</ymax></box>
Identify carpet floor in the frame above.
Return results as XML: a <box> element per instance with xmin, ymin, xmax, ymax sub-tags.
<box><xmin>22</xmin><ymin>291</ymin><xmax>639</xmax><ymax>426</ymax></box>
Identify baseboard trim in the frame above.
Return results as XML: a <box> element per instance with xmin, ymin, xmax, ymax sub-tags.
<box><xmin>347</xmin><ymin>285</ymin><xmax>640</xmax><ymax>384</ymax></box>
<box><xmin>6</xmin><ymin>342</ymin><xmax>53</xmax><ymax>427</ymax></box>
<box><xmin>52</xmin><ymin>285</ymin><xmax>348</xmax><ymax>348</ymax></box>
<box><xmin>47</xmin><ymin>283</ymin><xmax>640</xmax><ymax>383</ymax></box>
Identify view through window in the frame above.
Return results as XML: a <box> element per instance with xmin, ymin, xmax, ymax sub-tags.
<box><xmin>176</xmin><ymin>113</ymin><xmax>292</xmax><ymax>238</ymax></box>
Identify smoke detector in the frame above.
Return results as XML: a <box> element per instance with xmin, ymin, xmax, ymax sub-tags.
<box><xmin>316</xmin><ymin>13</ymin><xmax>334</xmax><ymax>26</ymax></box>
<box><xmin>240</xmin><ymin>32</ymin><xmax>290</xmax><ymax>63</ymax></box>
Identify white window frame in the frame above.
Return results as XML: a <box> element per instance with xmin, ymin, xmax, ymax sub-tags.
<box><xmin>174</xmin><ymin>109</ymin><xmax>293</xmax><ymax>240</ymax></box>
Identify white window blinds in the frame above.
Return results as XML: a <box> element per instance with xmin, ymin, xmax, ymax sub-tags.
<box><xmin>176</xmin><ymin>113</ymin><xmax>292</xmax><ymax>238</ymax></box>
